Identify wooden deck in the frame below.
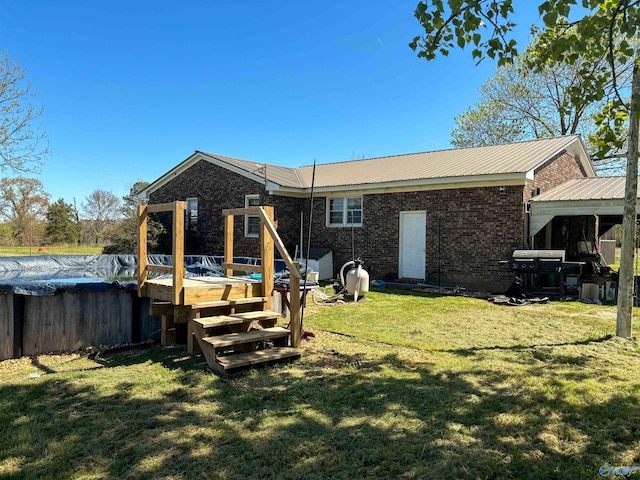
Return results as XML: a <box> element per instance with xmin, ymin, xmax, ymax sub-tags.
<box><xmin>138</xmin><ymin>202</ymin><xmax>303</xmax><ymax>374</ymax></box>
<box><xmin>144</xmin><ymin>275</ymin><xmax>263</xmax><ymax>305</ymax></box>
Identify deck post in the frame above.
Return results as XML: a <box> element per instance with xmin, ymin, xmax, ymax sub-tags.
<box><xmin>161</xmin><ymin>311</ymin><xmax>176</xmax><ymax>346</ymax></box>
<box><xmin>173</xmin><ymin>201</ymin><xmax>186</xmax><ymax>306</ymax></box>
<box><xmin>260</xmin><ymin>206</ymin><xmax>275</xmax><ymax>310</ymax></box>
<box><xmin>224</xmin><ymin>214</ymin><xmax>234</xmax><ymax>276</ymax></box>
<box><xmin>289</xmin><ymin>262</ymin><xmax>301</xmax><ymax>348</ymax></box>
<box><xmin>137</xmin><ymin>205</ymin><xmax>148</xmax><ymax>297</ymax></box>
<box><xmin>187</xmin><ymin>309</ymin><xmax>202</xmax><ymax>354</ymax></box>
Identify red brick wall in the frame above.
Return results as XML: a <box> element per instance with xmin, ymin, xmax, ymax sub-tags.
<box><xmin>525</xmin><ymin>151</ymin><xmax>588</xmax><ymax>202</ymax></box>
<box><xmin>309</xmin><ymin>185</ymin><xmax>525</xmax><ymax>292</ymax></box>
<box><xmin>149</xmin><ymin>160</ymin><xmax>305</xmax><ymax>257</ymax></box>
<box><xmin>147</xmin><ymin>151</ymin><xmax>587</xmax><ymax>292</ymax></box>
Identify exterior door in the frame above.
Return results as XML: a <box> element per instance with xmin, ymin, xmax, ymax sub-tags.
<box><xmin>399</xmin><ymin>211</ymin><xmax>426</xmax><ymax>279</ymax></box>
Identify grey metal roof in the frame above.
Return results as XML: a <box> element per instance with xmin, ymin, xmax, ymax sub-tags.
<box><xmin>531</xmin><ymin>176</ymin><xmax>639</xmax><ymax>202</ymax></box>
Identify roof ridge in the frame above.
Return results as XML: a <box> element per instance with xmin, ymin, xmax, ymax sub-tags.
<box><xmin>296</xmin><ymin>135</ymin><xmax>579</xmax><ymax>169</ymax></box>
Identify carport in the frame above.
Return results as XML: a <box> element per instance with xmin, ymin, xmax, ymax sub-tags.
<box><xmin>528</xmin><ymin>177</ymin><xmax>639</xmax><ymax>262</ymax></box>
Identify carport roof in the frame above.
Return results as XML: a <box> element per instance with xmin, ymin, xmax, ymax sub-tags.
<box><xmin>528</xmin><ymin>176</ymin><xmax>640</xmax><ymax>238</ymax></box>
<box><xmin>531</xmin><ymin>176</ymin><xmax>640</xmax><ymax>202</ymax></box>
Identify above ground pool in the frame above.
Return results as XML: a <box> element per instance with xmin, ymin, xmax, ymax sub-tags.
<box><xmin>0</xmin><ymin>254</ymin><xmax>275</xmax><ymax>361</ymax></box>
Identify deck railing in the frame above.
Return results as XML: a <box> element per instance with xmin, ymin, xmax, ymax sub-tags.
<box><xmin>137</xmin><ymin>202</ymin><xmax>302</xmax><ymax>348</ymax></box>
<box><xmin>137</xmin><ymin>201</ymin><xmax>185</xmax><ymax>305</ymax></box>
<box><xmin>221</xmin><ymin>206</ymin><xmax>302</xmax><ymax>348</ymax></box>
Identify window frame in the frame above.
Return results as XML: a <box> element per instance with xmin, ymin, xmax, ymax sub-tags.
<box><xmin>326</xmin><ymin>196</ymin><xmax>363</xmax><ymax>227</ymax></box>
<box><xmin>186</xmin><ymin>197</ymin><xmax>198</xmax><ymax>233</ymax></box>
<box><xmin>244</xmin><ymin>194</ymin><xmax>261</xmax><ymax>238</ymax></box>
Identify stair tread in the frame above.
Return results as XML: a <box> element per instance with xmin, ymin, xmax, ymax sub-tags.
<box><xmin>203</xmin><ymin>326</ymin><xmax>290</xmax><ymax>348</ymax></box>
<box><xmin>216</xmin><ymin>347</ymin><xmax>301</xmax><ymax>370</ymax></box>
<box><xmin>191</xmin><ymin>296</ymin><xmax>267</xmax><ymax>309</ymax></box>
<box><xmin>231</xmin><ymin>310</ymin><xmax>280</xmax><ymax>320</ymax></box>
<box><xmin>193</xmin><ymin>310</ymin><xmax>280</xmax><ymax>328</ymax></box>
<box><xmin>193</xmin><ymin>315</ymin><xmax>246</xmax><ymax>328</ymax></box>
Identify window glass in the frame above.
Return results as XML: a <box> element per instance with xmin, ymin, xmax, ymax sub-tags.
<box><xmin>247</xmin><ymin>216</ymin><xmax>260</xmax><ymax>236</ymax></box>
<box><xmin>186</xmin><ymin>198</ymin><xmax>198</xmax><ymax>232</ymax></box>
<box><xmin>329</xmin><ymin>198</ymin><xmax>344</xmax><ymax>225</ymax></box>
<box><xmin>347</xmin><ymin>198</ymin><xmax>361</xmax><ymax>209</ymax></box>
<box><xmin>346</xmin><ymin>198</ymin><xmax>362</xmax><ymax>225</ymax></box>
<box><xmin>328</xmin><ymin>196</ymin><xmax>362</xmax><ymax>226</ymax></box>
<box><xmin>347</xmin><ymin>210</ymin><xmax>362</xmax><ymax>225</ymax></box>
<box><xmin>245</xmin><ymin>195</ymin><xmax>260</xmax><ymax>237</ymax></box>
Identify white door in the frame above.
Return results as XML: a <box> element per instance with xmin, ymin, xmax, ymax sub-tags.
<box><xmin>399</xmin><ymin>211</ymin><xmax>426</xmax><ymax>279</ymax></box>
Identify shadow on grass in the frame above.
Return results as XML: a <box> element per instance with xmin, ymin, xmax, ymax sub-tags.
<box><xmin>442</xmin><ymin>334</ymin><xmax>614</xmax><ymax>355</ymax></box>
<box><xmin>1</xmin><ymin>343</ymin><xmax>639</xmax><ymax>479</ymax></box>
<box><xmin>369</xmin><ymin>286</ymin><xmax>454</xmax><ymax>299</ymax></box>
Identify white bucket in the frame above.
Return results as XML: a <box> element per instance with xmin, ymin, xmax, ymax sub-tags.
<box><xmin>581</xmin><ymin>283</ymin><xmax>599</xmax><ymax>300</ymax></box>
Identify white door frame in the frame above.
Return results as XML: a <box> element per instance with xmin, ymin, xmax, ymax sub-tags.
<box><xmin>399</xmin><ymin>210</ymin><xmax>426</xmax><ymax>280</ymax></box>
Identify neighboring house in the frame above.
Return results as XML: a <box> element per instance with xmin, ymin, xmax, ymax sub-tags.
<box><xmin>140</xmin><ymin>135</ymin><xmax>594</xmax><ymax>292</ymax></box>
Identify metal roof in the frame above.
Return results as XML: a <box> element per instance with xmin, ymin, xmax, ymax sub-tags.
<box><xmin>293</xmin><ymin>135</ymin><xmax>590</xmax><ymax>188</ymax></box>
<box><xmin>142</xmin><ymin>135</ymin><xmax>592</xmax><ymax>196</ymax></box>
<box><xmin>199</xmin><ymin>152</ymin><xmax>303</xmax><ymax>187</ymax></box>
<box><xmin>531</xmin><ymin>176</ymin><xmax>639</xmax><ymax>202</ymax></box>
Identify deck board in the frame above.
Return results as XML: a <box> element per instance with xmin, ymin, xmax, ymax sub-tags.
<box><xmin>145</xmin><ymin>276</ymin><xmax>262</xmax><ymax>305</ymax></box>
<box><xmin>216</xmin><ymin>347</ymin><xmax>301</xmax><ymax>370</ymax></box>
<box><xmin>203</xmin><ymin>326</ymin><xmax>290</xmax><ymax>348</ymax></box>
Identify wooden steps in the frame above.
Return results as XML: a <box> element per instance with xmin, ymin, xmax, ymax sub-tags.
<box><xmin>192</xmin><ymin>310</ymin><xmax>280</xmax><ymax>328</ymax></box>
<box><xmin>231</xmin><ymin>310</ymin><xmax>280</xmax><ymax>321</ymax></box>
<box><xmin>216</xmin><ymin>347</ymin><xmax>301</xmax><ymax>371</ymax></box>
<box><xmin>191</xmin><ymin>296</ymin><xmax>267</xmax><ymax>310</ymax></box>
<box><xmin>193</xmin><ymin>315</ymin><xmax>245</xmax><ymax>328</ymax></box>
<box><xmin>203</xmin><ymin>326</ymin><xmax>290</xmax><ymax>348</ymax></box>
<box><xmin>188</xmin><ymin>306</ymin><xmax>300</xmax><ymax>375</ymax></box>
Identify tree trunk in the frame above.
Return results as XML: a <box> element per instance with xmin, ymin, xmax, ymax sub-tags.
<box><xmin>616</xmin><ymin>61</ymin><xmax>640</xmax><ymax>338</ymax></box>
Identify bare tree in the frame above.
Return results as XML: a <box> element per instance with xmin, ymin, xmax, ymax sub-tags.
<box><xmin>80</xmin><ymin>189</ymin><xmax>121</xmax><ymax>245</ymax></box>
<box><xmin>0</xmin><ymin>52</ymin><xmax>49</xmax><ymax>173</ymax></box>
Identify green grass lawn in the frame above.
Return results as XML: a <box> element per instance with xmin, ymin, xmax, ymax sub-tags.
<box><xmin>0</xmin><ymin>245</ymin><xmax>103</xmax><ymax>256</ymax></box>
<box><xmin>2</xmin><ymin>290</ymin><xmax>640</xmax><ymax>479</ymax></box>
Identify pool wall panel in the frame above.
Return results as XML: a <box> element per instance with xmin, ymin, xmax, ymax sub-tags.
<box><xmin>22</xmin><ymin>289</ymin><xmax>133</xmax><ymax>356</ymax></box>
<box><xmin>0</xmin><ymin>293</ymin><xmax>13</xmax><ymax>360</ymax></box>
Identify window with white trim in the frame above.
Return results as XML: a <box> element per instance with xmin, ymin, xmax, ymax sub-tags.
<box><xmin>186</xmin><ymin>198</ymin><xmax>198</xmax><ymax>233</ymax></box>
<box><xmin>245</xmin><ymin>194</ymin><xmax>260</xmax><ymax>237</ymax></box>
<box><xmin>327</xmin><ymin>196</ymin><xmax>363</xmax><ymax>227</ymax></box>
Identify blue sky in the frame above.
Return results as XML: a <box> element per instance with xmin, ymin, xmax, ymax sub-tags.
<box><xmin>0</xmin><ymin>0</ymin><xmax>542</xmax><ymax>206</ymax></box>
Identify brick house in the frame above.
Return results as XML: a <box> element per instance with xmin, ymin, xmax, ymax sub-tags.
<box><xmin>140</xmin><ymin>135</ymin><xmax>594</xmax><ymax>292</ymax></box>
